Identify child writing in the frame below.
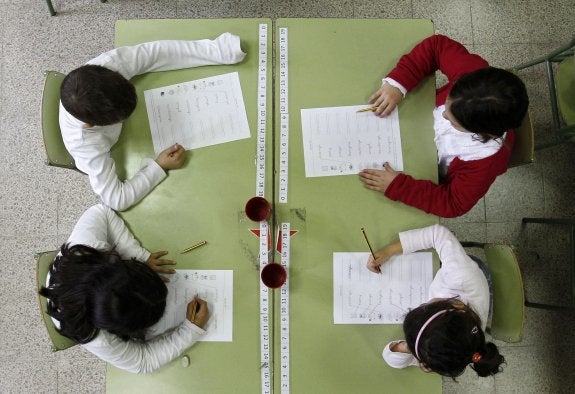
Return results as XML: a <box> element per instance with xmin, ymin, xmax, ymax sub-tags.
<box><xmin>39</xmin><ymin>204</ymin><xmax>209</xmax><ymax>374</ymax></box>
<box><xmin>359</xmin><ymin>35</ymin><xmax>529</xmax><ymax>218</ymax></box>
<box><xmin>59</xmin><ymin>33</ymin><xmax>246</xmax><ymax>211</ymax></box>
<box><xmin>366</xmin><ymin>224</ymin><xmax>504</xmax><ymax>378</ymax></box>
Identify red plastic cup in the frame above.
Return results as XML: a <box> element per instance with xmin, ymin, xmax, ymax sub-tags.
<box><xmin>245</xmin><ymin>196</ymin><xmax>272</xmax><ymax>222</ymax></box>
<box><xmin>260</xmin><ymin>263</ymin><xmax>287</xmax><ymax>289</ymax></box>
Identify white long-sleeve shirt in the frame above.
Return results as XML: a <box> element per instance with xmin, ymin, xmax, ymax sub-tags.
<box><xmin>60</xmin><ymin>33</ymin><xmax>246</xmax><ymax>211</ymax></box>
<box><xmin>56</xmin><ymin>204</ymin><xmax>206</xmax><ymax>374</ymax></box>
<box><xmin>382</xmin><ymin>224</ymin><xmax>489</xmax><ymax>369</ymax></box>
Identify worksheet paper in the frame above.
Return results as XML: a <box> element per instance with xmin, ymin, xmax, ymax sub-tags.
<box><xmin>301</xmin><ymin>105</ymin><xmax>403</xmax><ymax>177</ymax></box>
<box><xmin>144</xmin><ymin>72</ymin><xmax>251</xmax><ymax>155</ymax></box>
<box><xmin>333</xmin><ymin>252</ymin><xmax>433</xmax><ymax>324</ymax></box>
<box><xmin>146</xmin><ymin>270</ymin><xmax>233</xmax><ymax>342</ymax></box>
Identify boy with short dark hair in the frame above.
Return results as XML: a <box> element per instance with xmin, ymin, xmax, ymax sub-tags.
<box><xmin>60</xmin><ymin>33</ymin><xmax>246</xmax><ymax>211</ymax></box>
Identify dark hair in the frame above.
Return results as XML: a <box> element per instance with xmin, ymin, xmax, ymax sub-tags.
<box><xmin>449</xmin><ymin>67</ymin><xmax>529</xmax><ymax>139</ymax></box>
<box><xmin>60</xmin><ymin>64</ymin><xmax>137</xmax><ymax>126</ymax></box>
<box><xmin>39</xmin><ymin>244</ymin><xmax>167</xmax><ymax>344</ymax></box>
<box><xmin>404</xmin><ymin>299</ymin><xmax>505</xmax><ymax>378</ymax></box>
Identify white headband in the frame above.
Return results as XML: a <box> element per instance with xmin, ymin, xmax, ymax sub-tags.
<box><xmin>414</xmin><ymin>309</ymin><xmax>451</xmax><ymax>360</ymax></box>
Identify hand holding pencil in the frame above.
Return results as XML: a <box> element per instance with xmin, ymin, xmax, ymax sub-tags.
<box><xmin>368</xmin><ymin>81</ymin><xmax>403</xmax><ymax>117</ymax></box>
<box><xmin>187</xmin><ymin>298</ymin><xmax>210</xmax><ymax>329</ymax></box>
<box><xmin>365</xmin><ymin>237</ymin><xmax>404</xmax><ymax>274</ymax></box>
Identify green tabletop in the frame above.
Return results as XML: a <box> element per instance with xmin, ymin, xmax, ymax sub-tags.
<box><xmin>109</xmin><ymin>19</ymin><xmax>273</xmax><ymax>393</ymax></box>
<box><xmin>272</xmin><ymin>19</ymin><xmax>439</xmax><ymax>393</ymax></box>
<box><xmin>108</xmin><ymin>18</ymin><xmax>440</xmax><ymax>394</ymax></box>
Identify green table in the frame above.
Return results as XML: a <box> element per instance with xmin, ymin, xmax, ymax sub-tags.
<box><xmin>271</xmin><ymin>19</ymin><xmax>439</xmax><ymax>393</ymax></box>
<box><xmin>108</xmin><ymin>18</ymin><xmax>440</xmax><ymax>394</ymax></box>
<box><xmin>109</xmin><ymin>19</ymin><xmax>273</xmax><ymax>393</ymax></box>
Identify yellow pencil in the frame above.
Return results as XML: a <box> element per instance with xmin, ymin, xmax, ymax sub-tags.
<box><xmin>357</xmin><ymin>106</ymin><xmax>378</xmax><ymax>113</ymax></box>
<box><xmin>361</xmin><ymin>228</ymin><xmax>381</xmax><ymax>273</ymax></box>
<box><xmin>180</xmin><ymin>240</ymin><xmax>207</xmax><ymax>254</ymax></box>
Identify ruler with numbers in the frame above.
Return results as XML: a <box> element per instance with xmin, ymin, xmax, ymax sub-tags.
<box><xmin>280</xmin><ymin>222</ymin><xmax>291</xmax><ymax>393</ymax></box>
<box><xmin>256</xmin><ymin>23</ymin><xmax>272</xmax><ymax>394</ymax></box>
<box><xmin>278</xmin><ymin>28</ymin><xmax>289</xmax><ymax>203</ymax></box>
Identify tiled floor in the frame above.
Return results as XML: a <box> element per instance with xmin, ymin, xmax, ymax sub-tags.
<box><xmin>0</xmin><ymin>1</ymin><xmax>573</xmax><ymax>393</ymax></box>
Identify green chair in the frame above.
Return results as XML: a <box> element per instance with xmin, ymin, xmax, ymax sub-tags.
<box><xmin>36</xmin><ymin>250</ymin><xmax>76</xmax><ymax>352</ymax></box>
<box><xmin>461</xmin><ymin>242</ymin><xmax>525</xmax><ymax>343</ymax></box>
<box><xmin>46</xmin><ymin>0</ymin><xmax>107</xmax><ymax>16</ymax></box>
<box><xmin>41</xmin><ymin>71</ymin><xmax>80</xmax><ymax>172</ymax></box>
<box><xmin>508</xmin><ymin>110</ymin><xmax>535</xmax><ymax>168</ymax></box>
<box><xmin>512</xmin><ymin>37</ymin><xmax>575</xmax><ymax>150</ymax></box>
<box><xmin>522</xmin><ymin>217</ymin><xmax>575</xmax><ymax>311</ymax></box>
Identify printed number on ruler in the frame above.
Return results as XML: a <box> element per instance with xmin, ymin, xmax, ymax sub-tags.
<box><xmin>280</xmin><ymin>222</ymin><xmax>291</xmax><ymax>393</ymax></box>
<box><xmin>259</xmin><ymin>222</ymin><xmax>271</xmax><ymax>393</ymax></box>
<box><xmin>279</xmin><ymin>28</ymin><xmax>289</xmax><ymax>203</ymax></box>
<box><xmin>256</xmin><ymin>23</ymin><xmax>268</xmax><ymax>198</ymax></box>
<box><xmin>257</xmin><ymin>23</ymin><xmax>271</xmax><ymax>394</ymax></box>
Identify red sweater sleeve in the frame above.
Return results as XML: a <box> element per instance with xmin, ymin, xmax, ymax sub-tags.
<box><xmin>386</xmin><ymin>35</ymin><xmax>489</xmax><ymax>105</ymax></box>
<box><xmin>384</xmin><ymin>132</ymin><xmax>515</xmax><ymax>218</ymax></box>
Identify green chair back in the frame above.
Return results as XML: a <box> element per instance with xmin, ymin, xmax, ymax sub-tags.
<box><xmin>557</xmin><ymin>56</ymin><xmax>575</xmax><ymax>125</ymax></box>
<box><xmin>509</xmin><ymin>110</ymin><xmax>535</xmax><ymax>168</ymax></box>
<box><xmin>35</xmin><ymin>250</ymin><xmax>76</xmax><ymax>352</ymax></box>
<box><xmin>41</xmin><ymin>71</ymin><xmax>78</xmax><ymax>171</ymax></box>
<box><xmin>484</xmin><ymin>244</ymin><xmax>525</xmax><ymax>343</ymax></box>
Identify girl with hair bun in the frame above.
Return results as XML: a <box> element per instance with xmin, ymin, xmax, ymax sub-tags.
<box><xmin>367</xmin><ymin>224</ymin><xmax>504</xmax><ymax>378</ymax></box>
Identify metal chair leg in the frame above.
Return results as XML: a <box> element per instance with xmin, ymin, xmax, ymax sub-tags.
<box><xmin>46</xmin><ymin>0</ymin><xmax>56</xmax><ymax>16</ymax></box>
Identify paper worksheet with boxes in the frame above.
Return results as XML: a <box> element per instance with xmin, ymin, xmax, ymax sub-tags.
<box><xmin>144</xmin><ymin>72</ymin><xmax>251</xmax><ymax>155</ymax></box>
<box><xmin>301</xmin><ymin>106</ymin><xmax>403</xmax><ymax>177</ymax></box>
<box><xmin>146</xmin><ymin>270</ymin><xmax>233</xmax><ymax>342</ymax></box>
<box><xmin>333</xmin><ymin>252</ymin><xmax>432</xmax><ymax>324</ymax></box>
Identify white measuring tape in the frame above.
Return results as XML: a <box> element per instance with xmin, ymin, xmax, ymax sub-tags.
<box><xmin>257</xmin><ymin>23</ymin><xmax>272</xmax><ymax>394</ymax></box>
<box><xmin>259</xmin><ymin>221</ymin><xmax>271</xmax><ymax>394</ymax></box>
<box><xmin>280</xmin><ymin>222</ymin><xmax>291</xmax><ymax>393</ymax></box>
<box><xmin>256</xmin><ymin>23</ymin><xmax>268</xmax><ymax>198</ymax></box>
<box><xmin>278</xmin><ymin>28</ymin><xmax>289</xmax><ymax>204</ymax></box>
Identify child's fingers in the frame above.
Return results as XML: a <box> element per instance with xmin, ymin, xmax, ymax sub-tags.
<box><xmin>151</xmin><ymin>250</ymin><xmax>169</xmax><ymax>258</ymax></box>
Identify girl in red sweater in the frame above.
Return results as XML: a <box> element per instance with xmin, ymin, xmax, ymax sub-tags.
<box><xmin>359</xmin><ymin>35</ymin><xmax>528</xmax><ymax>218</ymax></box>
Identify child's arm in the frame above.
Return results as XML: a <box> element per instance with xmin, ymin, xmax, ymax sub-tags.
<box><xmin>366</xmin><ymin>239</ymin><xmax>403</xmax><ymax>273</ymax></box>
<box><xmin>67</xmin><ymin>204</ymin><xmax>149</xmax><ymax>262</ymax></box>
<box><xmin>384</xmin><ymin>151</ymin><xmax>510</xmax><ymax>218</ymax></box>
<box><xmin>385</xmin><ymin>34</ymin><xmax>488</xmax><ymax>100</ymax></box>
<box><xmin>82</xmin><ymin>299</ymin><xmax>209</xmax><ymax>374</ymax></box>
<box><xmin>88</xmin><ymin>33</ymin><xmax>246</xmax><ymax>80</ymax></box>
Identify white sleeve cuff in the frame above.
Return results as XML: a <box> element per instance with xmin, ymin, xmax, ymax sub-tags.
<box><xmin>383</xmin><ymin>77</ymin><xmax>407</xmax><ymax>96</ymax></box>
<box><xmin>382</xmin><ymin>341</ymin><xmax>419</xmax><ymax>369</ymax></box>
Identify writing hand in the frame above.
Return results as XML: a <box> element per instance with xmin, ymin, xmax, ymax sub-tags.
<box><xmin>155</xmin><ymin>143</ymin><xmax>186</xmax><ymax>170</ymax></box>
<box><xmin>187</xmin><ymin>298</ymin><xmax>210</xmax><ymax>329</ymax></box>
<box><xmin>359</xmin><ymin>162</ymin><xmax>399</xmax><ymax>193</ymax></box>
<box><xmin>366</xmin><ymin>240</ymin><xmax>403</xmax><ymax>274</ymax></box>
<box><xmin>146</xmin><ymin>251</ymin><xmax>176</xmax><ymax>282</ymax></box>
<box><xmin>368</xmin><ymin>82</ymin><xmax>403</xmax><ymax>117</ymax></box>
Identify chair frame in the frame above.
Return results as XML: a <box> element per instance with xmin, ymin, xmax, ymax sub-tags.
<box><xmin>522</xmin><ymin>217</ymin><xmax>575</xmax><ymax>311</ymax></box>
<box><xmin>46</xmin><ymin>0</ymin><xmax>108</xmax><ymax>16</ymax></box>
<box><xmin>512</xmin><ymin>37</ymin><xmax>575</xmax><ymax>150</ymax></box>
<box><xmin>461</xmin><ymin>241</ymin><xmax>525</xmax><ymax>343</ymax></box>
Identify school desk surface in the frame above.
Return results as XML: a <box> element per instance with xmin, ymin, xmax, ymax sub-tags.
<box><xmin>108</xmin><ymin>18</ymin><xmax>439</xmax><ymax>394</ymax></box>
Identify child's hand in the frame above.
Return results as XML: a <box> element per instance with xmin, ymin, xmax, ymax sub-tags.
<box><xmin>187</xmin><ymin>298</ymin><xmax>210</xmax><ymax>328</ymax></box>
<box><xmin>369</xmin><ymin>82</ymin><xmax>403</xmax><ymax>117</ymax></box>
<box><xmin>156</xmin><ymin>143</ymin><xmax>186</xmax><ymax>170</ymax></box>
<box><xmin>359</xmin><ymin>162</ymin><xmax>399</xmax><ymax>193</ymax></box>
<box><xmin>146</xmin><ymin>251</ymin><xmax>176</xmax><ymax>282</ymax></box>
<box><xmin>367</xmin><ymin>240</ymin><xmax>403</xmax><ymax>273</ymax></box>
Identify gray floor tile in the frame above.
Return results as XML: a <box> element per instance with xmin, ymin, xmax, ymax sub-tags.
<box><xmin>0</xmin><ymin>354</ymin><xmax>59</xmax><ymax>393</ymax></box>
<box><xmin>495</xmin><ymin>344</ymin><xmax>575</xmax><ymax>394</ymax></box>
<box><xmin>439</xmin><ymin>221</ymin><xmax>487</xmax><ymax>244</ymax></box>
<box><xmin>471</xmin><ymin>0</ymin><xmax>532</xmax><ymax>44</ymax></box>
<box><xmin>353</xmin><ymin>0</ymin><xmax>412</xmax><ymax>19</ymax></box>
<box><xmin>413</xmin><ymin>0</ymin><xmax>472</xmax><ymax>45</ymax></box>
<box><xmin>57</xmin><ymin>356</ymin><xmax>106</xmax><ymax>394</ymax></box>
<box><xmin>177</xmin><ymin>0</ymin><xmax>263</xmax><ymax>18</ymax></box>
<box><xmin>484</xmin><ymin>162</ymin><xmax>544</xmax><ymax>223</ymax></box>
<box><xmin>442</xmin><ymin>367</ymin><xmax>495</xmax><ymax>394</ymax></box>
